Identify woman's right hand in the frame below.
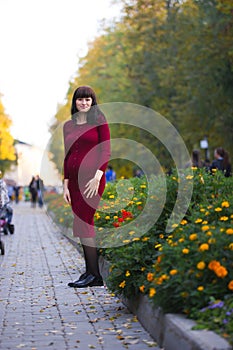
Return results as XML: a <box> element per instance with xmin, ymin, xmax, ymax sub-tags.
<box><xmin>63</xmin><ymin>179</ymin><xmax>71</xmax><ymax>204</ymax></box>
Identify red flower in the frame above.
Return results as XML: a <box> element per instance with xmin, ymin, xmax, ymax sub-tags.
<box><xmin>118</xmin><ymin>218</ymin><xmax>124</xmax><ymax>222</ymax></box>
<box><xmin>113</xmin><ymin>222</ymin><xmax>120</xmax><ymax>227</ymax></box>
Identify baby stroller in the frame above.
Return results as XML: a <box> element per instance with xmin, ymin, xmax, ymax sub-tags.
<box><xmin>0</xmin><ymin>203</ymin><xmax>14</xmax><ymax>255</ymax></box>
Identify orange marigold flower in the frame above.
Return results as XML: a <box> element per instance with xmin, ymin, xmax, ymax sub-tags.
<box><xmin>226</xmin><ymin>228</ymin><xmax>233</xmax><ymax>235</ymax></box>
<box><xmin>228</xmin><ymin>280</ymin><xmax>233</xmax><ymax>291</ymax></box>
<box><xmin>139</xmin><ymin>285</ymin><xmax>145</xmax><ymax>293</ymax></box>
<box><xmin>215</xmin><ymin>266</ymin><xmax>228</xmax><ymax>278</ymax></box>
<box><xmin>170</xmin><ymin>269</ymin><xmax>178</xmax><ymax>275</ymax></box>
<box><xmin>147</xmin><ymin>272</ymin><xmax>154</xmax><ymax>282</ymax></box>
<box><xmin>208</xmin><ymin>260</ymin><xmax>221</xmax><ymax>271</ymax></box>
<box><xmin>199</xmin><ymin>243</ymin><xmax>209</xmax><ymax>252</ymax></box>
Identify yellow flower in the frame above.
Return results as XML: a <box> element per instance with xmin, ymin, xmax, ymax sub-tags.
<box><xmin>140</xmin><ymin>185</ymin><xmax>147</xmax><ymax>188</ymax></box>
<box><xmin>147</xmin><ymin>273</ymin><xmax>154</xmax><ymax>282</ymax></box>
<box><xmin>119</xmin><ymin>280</ymin><xmax>126</xmax><ymax>288</ymax></box>
<box><xmin>113</xmin><ymin>215</ymin><xmax>118</xmax><ymax>220</ymax></box>
<box><xmin>136</xmin><ymin>201</ymin><xmax>142</xmax><ymax>205</ymax></box>
<box><xmin>142</xmin><ymin>237</ymin><xmax>149</xmax><ymax>241</ymax></box>
<box><xmin>105</xmin><ymin>216</ymin><xmax>110</xmax><ymax>220</ymax></box>
<box><xmin>189</xmin><ymin>234</ymin><xmax>197</xmax><ymax>241</ymax></box>
<box><xmin>132</xmin><ymin>237</ymin><xmax>140</xmax><ymax>241</ymax></box>
<box><xmin>128</xmin><ymin>187</ymin><xmax>134</xmax><ymax>191</ymax></box>
<box><xmin>179</xmin><ymin>238</ymin><xmax>185</xmax><ymax>243</ymax></box>
<box><xmin>109</xmin><ymin>195</ymin><xmax>115</xmax><ymax>199</ymax></box>
<box><xmin>220</xmin><ymin>216</ymin><xmax>228</xmax><ymax>221</ymax></box>
<box><xmin>215</xmin><ymin>207</ymin><xmax>222</xmax><ymax>212</ymax></box>
<box><xmin>206</xmin><ymin>231</ymin><xmax>212</xmax><ymax>236</ymax></box>
<box><xmin>172</xmin><ymin>223</ymin><xmax>179</xmax><ymax>228</ymax></box>
<box><xmin>226</xmin><ymin>228</ymin><xmax>233</xmax><ymax>235</ymax></box>
<box><xmin>155</xmin><ymin>243</ymin><xmax>162</xmax><ymax>249</ymax></box>
<box><xmin>195</xmin><ymin>218</ymin><xmax>203</xmax><ymax>223</ymax></box>
<box><xmin>229</xmin><ymin>243</ymin><xmax>233</xmax><ymax>250</ymax></box>
<box><xmin>201</xmin><ymin>225</ymin><xmax>209</xmax><ymax>231</ymax></box>
<box><xmin>139</xmin><ymin>285</ymin><xmax>145</xmax><ymax>293</ymax></box>
<box><xmin>180</xmin><ymin>219</ymin><xmax>188</xmax><ymax>225</ymax></box>
<box><xmin>191</xmin><ymin>166</ymin><xmax>197</xmax><ymax>170</ymax></box>
<box><xmin>199</xmin><ymin>243</ymin><xmax>209</xmax><ymax>251</ymax></box>
<box><xmin>186</xmin><ymin>175</ymin><xmax>193</xmax><ymax>180</ymax></box>
<box><xmin>199</xmin><ymin>176</ymin><xmax>204</xmax><ymax>184</ymax></box>
<box><xmin>197</xmin><ymin>261</ymin><xmax>206</xmax><ymax>270</ymax></box>
<box><xmin>182</xmin><ymin>248</ymin><xmax>189</xmax><ymax>254</ymax></box>
<box><xmin>228</xmin><ymin>280</ymin><xmax>233</xmax><ymax>291</ymax></box>
<box><xmin>202</xmin><ymin>221</ymin><xmax>208</xmax><ymax>225</ymax></box>
<box><xmin>149</xmin><ymin>288</ymin><xmax>156</xmax><ymax>297</ymax></box>
<box><xmin>125</xmin><ymin>270</ymin><xmax>130</xmax><ymax>277</ymax></box>
<box><xmin>59</xmin><ymin>218</ymin><xmax>64</xmax><ymax>222</ymax></box>
<box><xmin>141</xmin><ymin>267</ymin><xmax>146</xmax><ymax>271</ymax></box>
<box><xmin>129</xmin><ymin>231</ymin><xmax>135</xmax><ymax>235</ymax></box>
<box><xmin>222</xmin><ymin>201</ymin><xmax>230</xmax><ymax>208</ymax></box>
<box><xmin>197</xmin><ymin>286</ymin><xmax>204</xmax><ymax>291</ymax></box>
<box><xmin>123</xmin><ymin>240</ymin><xmax>130</xmax><ymax>244</ymax></box>
<box><xmin>170</xmin><ymin>269</ymin><xmax>178</xmax><ymax>275</ymax></box>
<box><xmin>208</xmin><ymin>238</ymin><xmax>216</xmax><ymax>244</ymax></box>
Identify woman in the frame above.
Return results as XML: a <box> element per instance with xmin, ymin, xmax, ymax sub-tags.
<box><xmin>210</xmin><ymin>147</ymin><xmax>231</xmax><ymax>177</ymax></box>
<box><xmin>63</xmin><ymin>86</ymin><xmax>111</xmax><ymax>288</ymax></box>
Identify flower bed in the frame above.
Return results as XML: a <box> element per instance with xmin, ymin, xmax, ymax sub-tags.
<box><xmin>45</xmin><ymin>168</ymin><xmax>233</xmax><ymax>345</ymax></box>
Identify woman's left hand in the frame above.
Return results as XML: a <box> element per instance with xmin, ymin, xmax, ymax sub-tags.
<box><xmin>84</xmin><ymin>178</ymin><xmax>100</xmax><ymax>198</ymax></box>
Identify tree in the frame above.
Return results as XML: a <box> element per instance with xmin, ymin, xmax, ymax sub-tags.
<box><xmin>0</xmin><ymin>97</ymin><xmax>16</xmax><ymax>174</ymax></box>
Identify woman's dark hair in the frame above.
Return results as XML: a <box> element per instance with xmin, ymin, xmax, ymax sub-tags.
<box><xmin>71</xmin><ymin>86</ymin><xmax>103</xmax><ymax>124</ymax></box>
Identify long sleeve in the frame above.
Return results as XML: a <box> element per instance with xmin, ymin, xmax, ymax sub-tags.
<box><xmin>63</xmin><ymin>123</ymin><xmax>70</xmax><ymax>180</ymax></box>
<box><xmin>97</xmin><ymin>117</ymin><xmax>111</xmax><ymax>172</ymax></box>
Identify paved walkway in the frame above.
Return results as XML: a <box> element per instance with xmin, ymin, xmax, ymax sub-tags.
<box><xmin>0</xmin><ymin>202</ymin><xmax>161</xmax><ymax>350</ymax></box>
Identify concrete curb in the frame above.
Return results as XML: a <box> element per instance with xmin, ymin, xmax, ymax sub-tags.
<box><xmin>98</xmin><ymin>256</ymin><xmax>232</xmax><ymax>350</ymax></box>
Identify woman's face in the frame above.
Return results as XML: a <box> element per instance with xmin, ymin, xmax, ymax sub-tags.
<box><xmin>76</xmin><ymin>97</ymin><xmax>92</xmax><ymax>113</ymax></box>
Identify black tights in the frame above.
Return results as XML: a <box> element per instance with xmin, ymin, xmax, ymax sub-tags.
<box><xmin>80</xmin><ymin>237</ymin><xmax>101</xmax><ymax>278</ymax></box>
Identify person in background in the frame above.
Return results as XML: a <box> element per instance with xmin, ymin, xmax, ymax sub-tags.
<box><xmin>0</xmin><ymin>171</ymin><xmax>14</xmax><ymax>232</ymax></box>
<box><xmin>35</xmin><ymin>175</ymin><xmax>44</xmax><ymax>208</ymax></box>
<box><xmin>210</xmin><ymin>147</ymin><xmax>232</xmax><ymax>177</ymax></box>
<box><xmin>105</xmin><ymin>165</ymin><xmax>116</xmax><ymax>182</ymax></box>
<box><xmin>63</xmin><ymin>85</ymin><xmax>111</xmax><ymax>288</ymax></box>
<box><xmin>29</xmin><ymin>176</ymin><xmax>38</xmax><ymax>208</ymax></box>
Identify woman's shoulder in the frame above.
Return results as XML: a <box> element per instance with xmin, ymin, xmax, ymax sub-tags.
<box><xmin>63</xmin><ymin>119</ymin><xmax>73</xmax><ymax>131</ymax></box>
<box><xmin>96</xmin><ymin>113</ymin><xmax>108</xmax><ymax>125</ymax></box>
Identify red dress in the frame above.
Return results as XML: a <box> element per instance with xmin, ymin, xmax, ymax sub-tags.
<box><xmin>63</xmin><ymin>116</ymin><xmax>111</xmax><ymax>238</ymax></box>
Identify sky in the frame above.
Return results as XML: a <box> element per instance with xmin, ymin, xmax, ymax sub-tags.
<box><xmin>0</xmin><ymin>0</ymin><xmax>122</xmax><ymax>150</ymax></box>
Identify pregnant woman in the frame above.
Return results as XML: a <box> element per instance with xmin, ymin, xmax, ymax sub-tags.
<box><xmin>63</xmin><ymin>86</ymin><xmax>111</xmax><ymax>288</ymax></box>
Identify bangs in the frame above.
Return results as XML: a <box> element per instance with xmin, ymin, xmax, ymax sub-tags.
<box><xmin>74</xmin><ymin>86</ymin><xmax>96</xmax><ymax>99</ymax></box>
